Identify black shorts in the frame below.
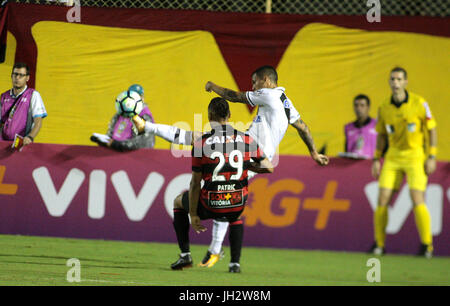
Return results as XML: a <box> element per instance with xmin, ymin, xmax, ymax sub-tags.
<box><xmin>181</xmin><ymin>191</ymin><xmax>242</xmax><ymax>223</ymax></box>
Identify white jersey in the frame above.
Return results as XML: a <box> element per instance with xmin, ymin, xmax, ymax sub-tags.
<box><xmin>245</xmin><ymin>87</ymin><xmax>300</xmax><ymax>161</ymax></box>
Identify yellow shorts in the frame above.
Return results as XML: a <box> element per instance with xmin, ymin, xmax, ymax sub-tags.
<box><xmin>379</xmin><ymin>157</ymin><xmax>428</xmax><ymax>191</ymax></box>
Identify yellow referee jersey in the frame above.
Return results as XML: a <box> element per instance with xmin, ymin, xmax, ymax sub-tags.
<box><xmin>376</xmin><ymin>91</ymin><xmax>436</xmax><ymax>158</ymax></box>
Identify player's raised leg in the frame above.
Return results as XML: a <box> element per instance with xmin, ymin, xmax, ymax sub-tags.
<box><xmin>132</xmin><ymin>115</ymin><xmax>194</xmax><ymax>145</ymax></box>
<box><xmin>171</xmin><ymin>192</ymin><xmax>193</xmax><ymax>270</ymax></box>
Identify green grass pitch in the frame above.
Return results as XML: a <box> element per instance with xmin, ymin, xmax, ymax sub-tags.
<box><xmin>0</xmin><ymin>234</ymin><xmax>448</xmax><ymax>286</ymax></box>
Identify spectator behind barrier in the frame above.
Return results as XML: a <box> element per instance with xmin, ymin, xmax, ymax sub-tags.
<box><xmin>339</xmin><ymin>94</ymin><xmax>377</xmax><ymax>159</ymax></box>
<box><xmin>1</xmin><ymin>62</ymin><xmax>47</xmax><ymax>149</ymax></box>
<box><xmin>91</xmin><ymin>84</ymin><xmax>155</xmax><ymax>151</ymax></box>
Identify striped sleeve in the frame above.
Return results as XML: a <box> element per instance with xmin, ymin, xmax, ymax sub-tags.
<box><xmin>246</xmin><ymin>89</ymin><xmax>269</xmax><ymax>107</ymax></box>
<box><xmin>246</xmin><ymin>91</ymin><xmax>255</xmax><ymax>107</ymax></box>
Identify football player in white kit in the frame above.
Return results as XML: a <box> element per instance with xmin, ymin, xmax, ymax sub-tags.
<box><xmin>201</xmin><ymin>66</ymin><xmax>328</xmax><ymax>267</ymax></box>
<box><xmin>133</xmin><ymin>65</ymin><xmax>328</xmax><ymax>269</ymax></box>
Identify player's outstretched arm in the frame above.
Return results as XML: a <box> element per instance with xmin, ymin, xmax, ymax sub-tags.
<box><xmin>132</xmin><ymin>115</ymin><xmax>197</xmax><ymax>145</ymax></box>
<box><xmin>205</xmin><ymin>81</ymin><xmax>248</xmax><ymax>104</ymax></box>
<box><xmin>189</xmin><ymin>171</ymin><xmax>206</xmax><ymax>233</ymax></box>
<box><xmin>248</xmin><ymin>157</ymin><xmax>274</xmax><ymax>174</ymax></box>
<box><xmin>291</xmin><ymin>118</ymin><xmax>329</xmax><ymax>166</ymax></box>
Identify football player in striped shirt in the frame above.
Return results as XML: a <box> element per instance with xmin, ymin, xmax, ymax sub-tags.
<box><xmin>170</xmin><ymin>97</ymin><xmax>273</xmax><ymax>272</ymax></box>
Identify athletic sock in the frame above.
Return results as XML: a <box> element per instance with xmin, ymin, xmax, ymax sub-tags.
<box><xmin>413</xmin><ymin>203</ymin><xmax>432</xmax><ymax>246</ymax></box>
<box><xmin>173</xmin><ymin>209</ymin><xmax>190</xmax><ymax>253</ymax></box>
<box><xmin>209</xmin><ymin>220</ymin><xmax>229</xmax><ymax>254</ymax></box>
<box><xmin>144</xmin><ymin>122</ymin><xmax>191</xmax><ymax>145</ymax></box>
<box><xmin>374</xmin><ymin>206</ymin><xmax>388</xmax><ymax>248</ymax></box>
<box><xmin>229</xmin><ymin>220</ymin><xmax>244</xmax><ymax>263</ymax></box>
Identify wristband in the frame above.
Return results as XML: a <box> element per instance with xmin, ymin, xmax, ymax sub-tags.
<box><xmin>26</xmin><ymin>135</ymin><xmax>34</xmax><ymax>142</ymax></box>
<box><xmin>429</xmin><ymin>146</ymin><xmax>437</xmax><ymax>156</ymax></box>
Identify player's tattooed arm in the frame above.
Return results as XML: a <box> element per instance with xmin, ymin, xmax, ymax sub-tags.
<box><xmin>291</xmin><ymin>118</ymin><xmax>329</xmax><ymax>166</ymax></box>
<box><xmin>291</xmin><ymin>118</ymin><xmax>316</xmax><ymax>153</ymax></box>
<box><xmin>205</xmin><ymin>81</ymin><xmax>248</xmax><ymax>104</ymax></box>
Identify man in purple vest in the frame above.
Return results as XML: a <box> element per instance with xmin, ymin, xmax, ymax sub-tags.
<box><xmin>344</xmin><ymin>94</ymin><xmax>377</xmax><ymax>159</ymax></box>
<box><xmin>0</xmin><ymin>62</ymin><xmax>47</xmax><ymax>146</ymax></box>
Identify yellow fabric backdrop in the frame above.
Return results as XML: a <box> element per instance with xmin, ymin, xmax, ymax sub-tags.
<box><xmin>0</xmin><ymin>32</ymin><xmax>17</xmax><ymax>91</ymax></box>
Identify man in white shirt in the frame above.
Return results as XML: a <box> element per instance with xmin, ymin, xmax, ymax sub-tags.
<box><xmin>206</xmin><ymin>65</ymin><xmax>328</xmax><ymax>166</ymax></box>
<box><xmin>0</xmin><ymin>63</ymin><xmax>47</xmax><ymax>146</ymax></box>
<box><xmin>200</xmin><ymin>66</ymin><xmax>328</xmax><ymax>267</ymax></box>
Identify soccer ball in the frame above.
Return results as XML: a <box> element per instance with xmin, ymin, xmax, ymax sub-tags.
<box><xmin>115</xmin><ymin>90</ymin><xmax>144</xmax><ymax>117</ymax></box>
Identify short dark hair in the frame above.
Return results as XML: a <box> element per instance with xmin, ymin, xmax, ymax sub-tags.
<box><xmin>12</xmin><ymin>62</ymin><xmax>30</xmax><ymax>75</ymax></box>
<box><xmin>391</xmin><ymin>66</ymin><xmax>407</xmax><ymax>79</ymax></box>
<box><xmin>208</xmin><ymin>97</ymin><xmax>230</xmax><ymax>120</ymax></box>
<box><xmin>354</xmin><ymin>94</ymin><xmax>370</xmax><ymax>106</ymax></box>
<box><xmin>252</xmin><ymin>65</ymin><xmax>278</xmax><ymax>84</ymax></box>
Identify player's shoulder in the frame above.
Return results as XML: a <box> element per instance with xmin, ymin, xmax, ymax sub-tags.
<box><xmin>251</xmin><ymin>87</ymin><xmax>285</xmax><ymax>97</ymax></box>
<box><xmin>192</xmin><ymin>131</ymin><xmax>210</xmax><ymax>146</ymax></box>
<box><xmin>377</xmin><ymin>98</ymin><xmax>393</xmax><ymax>115</ymax></box>
<box><xmin>407</xmin><ymin>91</ymin><xmax>427</xmax><ymax>105</ymax></box>
<box><xmin>379</xmin><ymin>97</ymin><xmax>392</xmax><ymax>108</ymax></box>
<box><xmin>201</xmin><ymin>131</ymin><xmax>213</xmax><ymax>141</ymax></box>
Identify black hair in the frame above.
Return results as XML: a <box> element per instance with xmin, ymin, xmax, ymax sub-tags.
<box><xmin>12</xmin><ymin>62</ymin><xmax>30</xmax><ymax>75</ymax></box>
<box><xmin>391</xmin><ymin>66</ymin><xmax>407</xmax><ymax>80</ymax></box>
<box><xmin>353</xmin><ymin>94</ymin><xmax>370</xmax><ymax>107</ymax></box>
<box><xmin>252</xmin><ymin>65</ymin><xmax>278</xmax><ymax>84</ymax></box>
<box><xmin>208</xmin><ymin>97</ymin><xmax>230</xmax><ymax>120</ymax></box>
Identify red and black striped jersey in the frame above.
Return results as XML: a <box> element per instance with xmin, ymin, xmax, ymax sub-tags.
<box><xmin>192</xmin><ymin>124</ymin><xmax>265</xmax><ymax>214</ymax></box>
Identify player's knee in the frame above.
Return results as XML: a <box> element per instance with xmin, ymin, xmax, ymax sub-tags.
<box><xmin>410</xmin><ymin>189</ymin><xmax>425</xmax><ymax>206</ymax></box>
<box><xmin>173</xmin><ymin>194</ymin><xmax>183</xmax><ymax>210</ymax></box>
<box><xmin>378</xmin><ymin>188</ymin><xmax>393</xmax><ymax>206</ymax></box>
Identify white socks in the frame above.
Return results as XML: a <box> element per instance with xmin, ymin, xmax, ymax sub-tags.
<box><xmin>209</xmin><ymin>220</ymin><xmax>229</xmax><ymax>254</ymax></box>
<box><xmin>144</xmin><ymin>122</ymin><xmax>192</xmax><ymax>145</ymax></box>
<box><xmin>92</xmin><ymin>133</ymin><xmax>111</xmax><ymax>144</ymax></box>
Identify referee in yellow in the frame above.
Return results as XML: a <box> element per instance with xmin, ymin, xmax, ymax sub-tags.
<box><xmin>371</xmin><ymin>67</ymin><xmax>437</xmax><ymax>258</ymax></box>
